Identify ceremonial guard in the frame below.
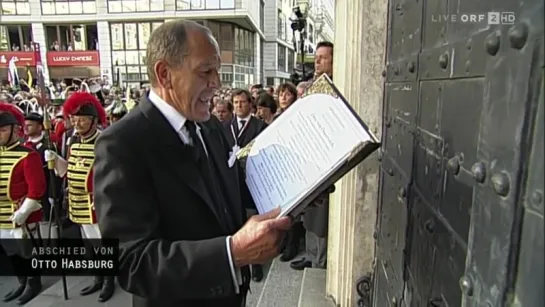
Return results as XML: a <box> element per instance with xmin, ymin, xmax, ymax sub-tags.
<box><xmin>23</xmin><ymin>112</ymin><xmax>57</xmax><ymax>223</ymax></box>
<box><xmin>105</xmin><ymin>99</ymin><xmax>128</xmax><ymax>125</ymax></box>
<box><xmin>0</xmin><ymin>103</ymin><xmax>47</xmax><ymax>305</ymax></box>
<box><xmin>44</xmin><ymin>92</ymin><xmax>116</xmax><ymax>302</ymax></box>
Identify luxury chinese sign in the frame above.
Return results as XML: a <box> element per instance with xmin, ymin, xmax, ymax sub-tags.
<box><xmin>0</xmin><ymin>52</ymin><xmax>36</xmax><ymax>67</ymax></box>
<box><xmin>46</xmin><ymin>51</ymin><xmax>100</xmax><ymax>66</ymax></box>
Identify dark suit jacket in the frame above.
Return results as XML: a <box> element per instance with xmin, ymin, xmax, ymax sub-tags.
<box><xmin>93</xmin><ymin>95</ymin><xmax>248</xmax><ymax>307</ymax></box>
<box><xmin>224</xmin><ymin>116</ymin><xmax>267</xmax><ymax>210</ymax></box>
<box><xmin>225</xmin><ymin>115</ymin><xmax>267</xmax><ymax>149</ymax></box>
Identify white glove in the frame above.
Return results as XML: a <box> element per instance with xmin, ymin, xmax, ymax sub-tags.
<box><xmin>45</xmin><ymin>149</ymin><xmax>57</xmax><ymax>162</ymax></box>
<box><xmin>45</xmin><ymin>150</ymin><xmax>68</xmax><ymax>177</ymax></box>
<box><xmin>10</xmin><ymin>198</ymin><xmax>42</xmax><ymax>226</ymax></box>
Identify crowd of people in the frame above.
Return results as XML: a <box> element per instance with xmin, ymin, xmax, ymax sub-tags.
<box><xmin>0</xmin><ymin>18</ymin><xmax>334</xmax><ymax>307</ymax></box>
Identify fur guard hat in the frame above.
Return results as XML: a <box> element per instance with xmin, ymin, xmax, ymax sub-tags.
<box><xmin>62</xmin><ymin>92</ymin><xmax>107</xmax><ymax>126</ymax></box>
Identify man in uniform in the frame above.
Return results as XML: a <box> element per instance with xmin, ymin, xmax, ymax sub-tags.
<box><xmin>44</xmin><ymin>92</ymin><xmax>116</xmax><ymax>302</ymax></box>
<box><xmin>23</xmin><ymin>112</ymin><xmax>60</xmax><ymax>234</ymax></box>
<box><xmin>0</xmin><ymin>102</ymin><xmax>47</xmax><ymax>305</ymax></box>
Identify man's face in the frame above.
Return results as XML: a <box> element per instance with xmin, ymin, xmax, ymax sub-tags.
<box><xmin>24</xmin><ymin>120</ymin><xmax>42</xmax><ymax>137</ymax></box>
<box><xmin>163</xmin><ymin>30</ymin><xmax>221</xmax><ymax>122</ymax></box>
<box><xmin>70</xmin><ymin>115</ymin><xmax>94</xmax><ymax>135</ymax></box>
<box><xmin>233</xmin><ymin>94</ymin><xmax>252</xmax><ymax>118</ymax></box>
<box><xmin>315</xmin><ymin>46</ymin><xmax>333</xmax><ymax>76</ymax></box>
<box><xmin>266</xmin><ymin>87</ymin><xmax>274</xmax><ymax>96</ymax></box>
<box><xmin>0</xmin><ymin>125</ymin><xmax>16</xmax><ymax>146</ymax></box>
<box><xmin>214</xmin><ymin>103</ymin><xmax>232</xmax><ymax>122</ymax></box>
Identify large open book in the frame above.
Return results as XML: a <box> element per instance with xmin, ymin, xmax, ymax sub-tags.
<box><xmin>236</xmin><ymin>75</ymin><xmax>380</xmax><ymax>217</ymax></box>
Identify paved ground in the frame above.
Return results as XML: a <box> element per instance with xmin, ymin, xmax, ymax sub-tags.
<box><xmin>0</xmin><ymin>276</ymin><xmax>60</xmax><ymax>307</ymax></box>
<box><xmin>0</xmin><ymin>263</ymin><xmax>271</xmax><ymax>307</ymax></box>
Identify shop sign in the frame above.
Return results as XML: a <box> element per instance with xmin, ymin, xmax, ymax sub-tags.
<box><xmin>47</xmin><ymin>51</ymin><xmax>100</xmax><ymax>66</ymax></box>
<box><xmin>0</xmin><ymin>52</ymin><xmax>36</xmax><ymax>67</ymax></box>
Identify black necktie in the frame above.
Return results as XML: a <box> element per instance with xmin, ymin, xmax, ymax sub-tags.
<box><xmin>185</xmin><ymin>120</ymin><xmax>206</xmax><ymax>162</ymax></box>
<box><xmin>185</xmin><ymin>120</ymin><xmax>234</xmax><ymax>231</ymax></box>
<box><xmin>239</xmin><ymin>120</ymin><xmax>246</xmax><ymax>130</ymax></box>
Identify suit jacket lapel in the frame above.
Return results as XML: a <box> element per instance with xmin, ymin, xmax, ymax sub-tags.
<box><xmin>138</xmin><ymin>97</ymin><xmax>224</xmax><ymax>227</ymax></box>
<box><xmin>201</xmin><ymin>124</ymin><xmax>244</xmax><ymax>228</ymax></box>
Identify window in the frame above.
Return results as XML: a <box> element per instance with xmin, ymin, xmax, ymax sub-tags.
<box><xmin>0</xmin><ymin>0</ymin><xmax>30</xmax><ymax>15</ymax></box>
<box><xmin>176</xmin><ymin>0</ymin><xmax>235</xmax><ymax>10</ymax></box>
<box><xmin>266</xmin><ymin>77</ymin><xmax>274</xmax><ymax>86</ymax></box>
<box><xmin>234</xmin><ymin>26</ymin><xmax>255</xmax><ymax>67</ymax></box>
<box><xmin>287</xmin><ymin>49</ymin><xmax>294</xmax><ymax>72</ymax></box>
<box><xmin>0</xmin><ymin>25</ymin><xmax>32</xmax><ymax>51</ymax></box>
<box><xmin>45</xmin><ymin>24</ymin><xmax>98</xmax><ymax>51</ymax></box>
<box><xmin>110</xmin><ymin>22</ymin><xmax>163</xmax><ymax>86</ymax></box>
<box><xmin>278</xmin><ymin>45</ymin><xmax>286</xmax><ymax>71</ymax></box>
<box><xmin>277</xmin><ymin>10</ymin><xmax>285</xmax><ymax>41</ymax></box>
<box><xmin>41</xmin><ymin>0</ymin><xmax>96</xmax><ymax>15</ymax></box>
<box><xmin>107</xmin><ymin>0</ymin><xmax>164</xmax><ymax>13</ymax></box>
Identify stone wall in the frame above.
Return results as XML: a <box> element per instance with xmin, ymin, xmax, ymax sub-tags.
<box><xmin>326</xmin><ymin>0</ymin><xmax>388</xmax><ymax>305</ymax></box>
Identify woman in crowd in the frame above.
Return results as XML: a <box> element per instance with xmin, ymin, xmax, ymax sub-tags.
<box><xmin>275</xmin><ymin>83</ymin><xmax>298</xmax><ymax>119</ymax></box>
<box><xmin>255</xmin><ymin>92</ymin><xmax>277</xmax><ymax>125</ymax></box>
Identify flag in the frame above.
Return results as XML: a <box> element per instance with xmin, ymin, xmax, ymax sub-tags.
<box><xmin>26</xmin><ymin>65</ymin><xmax>33</xmax><ymax>88</ymax></box>
<box><xmin>8</xmin><ymin>57</ymin><xmax>19</xmax><ymax>88</ymax></box>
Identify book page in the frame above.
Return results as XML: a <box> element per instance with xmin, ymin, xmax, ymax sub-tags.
<box><xmin>244</xmin><ymin>93</ymin><xmax>373</xmax><ymax>214</ymax></box>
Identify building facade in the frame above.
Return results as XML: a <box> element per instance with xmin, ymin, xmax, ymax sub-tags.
<box><xmin>0</xmin><ymin>0</ymin><xmax>282</xmax><ymax>89</ymax></box>
<box><xmin>292</xmin><ymin>0</ymin><xmax>335</xmax><ymax>67</ymax></box>
<box><xmin>262</xmin><ymin>0</ymin><xmax>298</xmax><ymax>86</ymax></box>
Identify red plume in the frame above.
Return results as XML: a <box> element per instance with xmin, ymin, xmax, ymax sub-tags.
<box><xmin>63</xmin><ymin>92</ymin><xmax>107</xmax><ymax>126</ymax></box>
<box><xmin>0</xmin><ymin>101</ymin><xmax>25</xmax><ymax>127</ymax></box>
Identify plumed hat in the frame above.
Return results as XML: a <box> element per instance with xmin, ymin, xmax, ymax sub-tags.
<box><xmin>0</xmin><ymin>102</ymin><xmax>25</xmax><ymax>129</ymax></box>
<box><xmin>105</xmin><ymin>100</ymin><xmax>128</xmax><ymax>117</ymax></box>
<box><xmin>62</xmin><ymin>92</ymin><xmax>107</xmax><ymax>126</ymax></box>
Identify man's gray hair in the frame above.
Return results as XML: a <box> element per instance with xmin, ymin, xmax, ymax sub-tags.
<box><xmin>146</xmin><ymin>20</ymin><xmax>212</xmax><ymax>86</ymax></box>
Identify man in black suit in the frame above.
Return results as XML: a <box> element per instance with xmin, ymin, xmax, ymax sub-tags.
<box><xmin>93</xmin><ymin>20</ymin><xmax>291</xmax><ymax>307</ymax></box>
<box><xmin>226</xmin><ymin>88</ymin><xmax>267</xmax><ymax>281</ymax></box>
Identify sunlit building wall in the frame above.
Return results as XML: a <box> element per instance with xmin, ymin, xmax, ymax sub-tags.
<box><xmin>0</xmin><ymin>0</ymin><xmax>271</xmax><ymax>88</ymax></box>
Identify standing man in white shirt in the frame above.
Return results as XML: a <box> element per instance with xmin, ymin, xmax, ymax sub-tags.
<box><xmin>227</xmin><ymin>88</ymin><xmax>268</xmax><ymax>282</ymax></box>
<box><xmin>93</xmin><ymin>20</ymin><xmax>291</xmax><ymax>307</ymax></box>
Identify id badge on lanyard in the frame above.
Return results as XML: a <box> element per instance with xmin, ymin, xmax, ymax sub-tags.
<box><xmin>228</xmin><ymin>119</ymin><xmax>249</xmax><ymax>167</ymax></box>
<box><xmin>230</xmin><ymin>119</ymin><xmax>250</xmax><ymax>147</ymax></box>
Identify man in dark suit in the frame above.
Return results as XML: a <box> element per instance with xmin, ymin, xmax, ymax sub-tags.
<box><xmin>93</xmin><ymin>20</ymin><xmax>291</xmax><ymax>307</ymax></box>
<box><xmin>225</xmin><ymin>88</ymin><xmax>268</xmax><ymax>281</ymax></box>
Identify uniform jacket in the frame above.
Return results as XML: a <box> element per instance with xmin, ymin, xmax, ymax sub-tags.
<box><xmin>0</xmin><ymin>142</ymin><xmax>46</xmax><ymax>229</ymax></box>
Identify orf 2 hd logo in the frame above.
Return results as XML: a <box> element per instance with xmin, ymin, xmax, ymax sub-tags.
<box><xmin>488</xmin><ymin>12</ymin><xmax>516</xmax><ymax>25</ymax></box>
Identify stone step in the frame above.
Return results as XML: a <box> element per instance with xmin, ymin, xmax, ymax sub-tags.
<box><xmin>23</xmin><ymin>276</ymin><xmax>131</xmax><ymax>307</ymax></box>
<box><xmin>256</xmin><ymin>257</ymin><xmax>304</xmax><ymax>307</ymax></box>
<box><xmin>297</xmin><ymin>268</ymin><xmax>334</xmax><ymax>307</ymax></box>
<box><xmin>244</xmin><ymin>263</ymin><xmax>271</xmax><ymax>307</ymax></box>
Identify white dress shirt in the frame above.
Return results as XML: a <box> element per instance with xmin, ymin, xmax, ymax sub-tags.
<box><xmin>148</xmin><ymin>90</ymin><xmax>241</xmax><ymax>293</ymax></box>
<box><xmin>237</xmin><ymin>115</ymin><xmax>251</xmax><ymax>130</ymax></box>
